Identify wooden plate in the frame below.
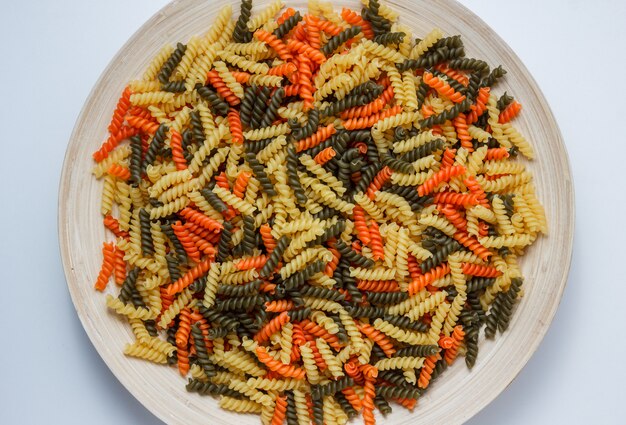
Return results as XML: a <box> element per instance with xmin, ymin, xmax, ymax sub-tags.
<box><xmin>59</xmin><ymin>0</ymin><xmax>574</xmax><ymax>423</ymax></box>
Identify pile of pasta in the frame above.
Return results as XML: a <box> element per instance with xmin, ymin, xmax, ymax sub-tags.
<box><xmin>91</xmin><ymin>0</ymin><xmax>547</xmax><ymax>423</ymax></box>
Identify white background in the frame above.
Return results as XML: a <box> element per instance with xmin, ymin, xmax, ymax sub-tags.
<box><xmin>1</xmin><ymin>0</ymin><xmax>624</xmax><ymax>424</ymax></box>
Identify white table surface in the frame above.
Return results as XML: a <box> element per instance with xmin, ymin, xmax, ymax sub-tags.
<box><xmin>1</xmin><ymin>0</ymin><xmax>624</xmax><ymax>423</ymax></box>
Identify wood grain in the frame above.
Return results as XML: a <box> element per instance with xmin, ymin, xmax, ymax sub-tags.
<box><xmin>58</xmin><ymin>0</ymin><xmax>574</xmax><ymax>423</ymax></box>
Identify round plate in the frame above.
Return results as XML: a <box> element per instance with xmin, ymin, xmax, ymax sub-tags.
<box><xmin>59</xmin><ymin>0</ymin><xmax>574</xmax><ymax>423</ymax></box>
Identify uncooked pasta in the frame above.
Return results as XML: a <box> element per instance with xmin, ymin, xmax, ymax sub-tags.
<box><xmin>90</xmin><ymin>0</ymin><xmax>547</xmax><ymax>424</ymax></box>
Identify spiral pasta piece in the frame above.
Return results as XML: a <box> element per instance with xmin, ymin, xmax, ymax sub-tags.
<box><xmin>268</xmin><ymin>62</ymin><xmax>297</xmax><ymax>77</ymax></box>
<box><xmin>255</xmin><ymin>311</ymin><xmax>291</xmax><ymax>343</ymax></box>
<box><xmin>179</xmin><ymin>207</ymin><xmax>223</xmax><ymax>232</ymax></box>
<box><xmin>93</xmin><ymin>126</ymin><xmax>140</xmax><ymax>163</ymax></box>
<box><xmin>207</xmin><ymin>70</ymin><xmax>241</xmax><ymax>106</ymax></box>
<box><xmin>124</xmin><ymin>342</ymin><xmax>168</xmax><ymax>364</ymax></box>
<box><xmin>351</xmin><ymin>205</ymin><xmax>371</xmax><ymax>245</ymax></box>
<box><xmin>313</xmin><ymin>147</ymin><xmax>336</xmax><ymax>165</ymax></box>
<box><xmin>417</xmin><ymin>354</ymin><xmax>440</xmax><ymax>389</ymax></box>
<box><xmin>255</xmin><ymin>346</ymin><xmax>306</xmax><ymax>379</ymax></box>
<box><xmin>226</xmin><ymin>108</ymin><xmax>244</xmax><ymax>145</ymax></box>
<box><xmin>297</xmin><ymin>58</ymin><xmax>315</xmax><ymax>110</ymax></box>
<box><xmin>254</xmin><ymin>29</ymin><xmax>293</xmax><ymax>61</ymax></box>
<box><xmin>220</xmin><ymin>396</ymin><xmax>263</xmax><ymax>414</ymax></box>
<box><xmin>286</xmin><ymin>39</ymin><xmax>326</xmax><ymax>65</ymax></box>
<box><xmin>106</xmin><ymin>86</ymin><xmax>132</xmax><ymax>134</ymax></box>
<box><xmin>358</xmin><ymin>323</ymin><xmax>396</xmax><ymax>357</ymax></box>
<box><xmin>270</xmin><ymin>395</ymin><xmax>288</xmax><ymax>425</ymax></box>
<box><xmin>341</xmin><ymin>85</ymin><xmax>394</xmax><ymax>119</ymax></box>
<box><xmin>498</xmin><ymin>100</ymin><xmax>522</xmax><ymax>124</ymax></box>
<box><xmin>361</xmin><ymin>371</ymin><xmax>377</xmax><ymax>425</ymax></box>
<box><xmin>417</xmin><ymin>165</ymin><xmax>466</xmax><ymax>196</ymax></box>
<box><xmin>106</xmin><ymin>163</ymin><xmax>132</xmax><ymax>181</ymax></box>
<box><xmin>94</xmin><ymin>242</ymin><xmax>116</xmax><ymax>291</ymax></box>
<box><xmin>342</xmin><ymin>104</ymin><xmax>403</xmax><ymax>130</ymax></box>
<box><xmin>295</xmin><ymin>124</ymin><xmax>336</xmax><ymax>152</ymax></box>
<box><xmin>164</xmin><ymin>257</ymin><xmax>212</xmax><ymax>296</ymax></box>
<box><xmin>462</xmin><ymin>262</ymin><xmax>503</xmax><ymax>278</ymax></box>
